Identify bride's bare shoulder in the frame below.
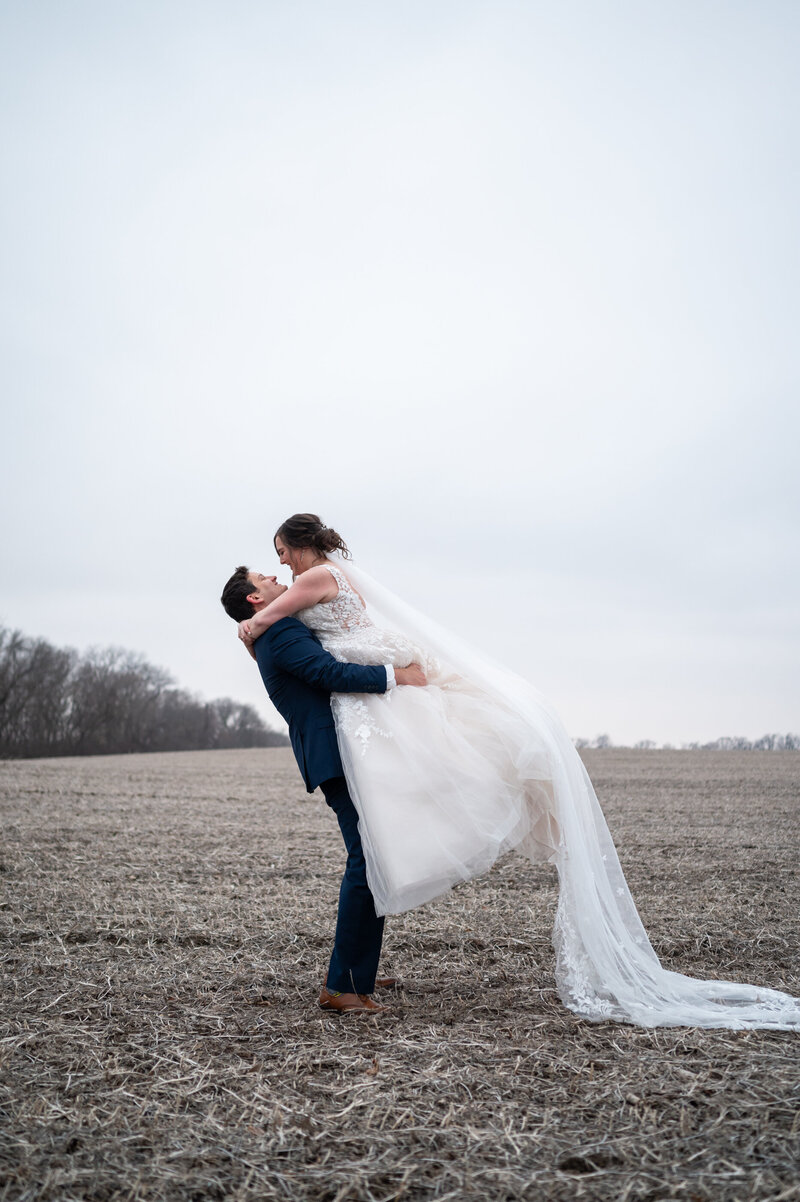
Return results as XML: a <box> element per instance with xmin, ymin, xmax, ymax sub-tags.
<box><xmin>289</xmin><ymin>564</ymin><xmax>339</xmax><ymax>603</ymax></box>
<box><xmin>302</xmin><ymin>564</ymin><xmax>337</xmax><ymax>582</ymax></box>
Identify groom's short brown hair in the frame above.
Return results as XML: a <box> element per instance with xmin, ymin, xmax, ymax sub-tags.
<box><xmin>220</xmin><ymin>566</ymin><xmax>255</xmax><ymax>622</ymax></box>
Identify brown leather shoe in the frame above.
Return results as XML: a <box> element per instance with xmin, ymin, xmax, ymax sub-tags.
<box><xmin>375</xmin><ymin>977</ymin><xmax>401</xmax><ymax>990</ymax></box>
<box><xmin>319</xmin><ymin>986</ymin><xmax>388</xmax><ymax>1015</ymax></box>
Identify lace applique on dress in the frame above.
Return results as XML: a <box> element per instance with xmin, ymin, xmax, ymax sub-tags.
<box><xmin>331</xmin><ymin>693</ymin><xmax>393</xmax><ymax>758</ymax></box>
<box><xmin>296</xmin><ymin>565</ymin><xmax>374</xmax><ymax>640</ymax></box>
<box><xmin>296</xmin><ymin>565</ymin><xmax>426</xmax><ymax>671</ymax></box>
<box><xmin>297</xmin><ymin>565</ymin><xmax>409</xmax><ymax>757</ymax></box>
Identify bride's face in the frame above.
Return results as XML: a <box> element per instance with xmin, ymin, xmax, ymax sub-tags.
<box><xmin>275</xmin><ymin>535</ymin><xmax>303</xmax><ymax>576</ymax></box>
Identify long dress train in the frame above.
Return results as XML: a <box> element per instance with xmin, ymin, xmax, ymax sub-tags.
<box><xmin>296</xmin><ymin>560</ymin><xmax>800</xmax><ymax>1030</ymax></box>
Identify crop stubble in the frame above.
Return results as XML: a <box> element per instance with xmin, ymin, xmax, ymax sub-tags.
<box><xmin>1</xmin><ymin>748</ymin><xmax>799</xmax><ymax>1201</ymax></box>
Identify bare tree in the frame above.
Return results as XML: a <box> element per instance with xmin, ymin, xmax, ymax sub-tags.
<box><xmin>0</xmin><ymin>625</ymin><xmax>287</xmax><ymax>759</ymax></box>
<box><xmin>66</xmin><ymin>648</ymin><xmax>165</xmax><ymax>754</ymax></box>
<box><xmin>0</xmin><ymin>629</ymin><xmax>77</xmax><ymax>757</ymax></box>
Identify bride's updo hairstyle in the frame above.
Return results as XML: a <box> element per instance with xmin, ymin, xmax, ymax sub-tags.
<box><xmin>274</xmin><ymin>513</ymin><xmax>351</xmax><ymax>560</ymax></box>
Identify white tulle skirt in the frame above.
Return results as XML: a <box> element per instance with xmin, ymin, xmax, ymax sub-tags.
<box><xmin>324</xmin><ymin>559</ymin><xmax>800</xmax><ymax>1030</ymax></box>
<box><xmin>333</xmin><ymin>666</ymin><xmax>560</xmax><ymax>916</ymax></box>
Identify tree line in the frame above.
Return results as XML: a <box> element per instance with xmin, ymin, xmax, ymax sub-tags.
<box><xmin>0</xmin><ymin>625</ymin><xmax>288</xmax><ymax>759</ymax></box>
<box><xmin>575</xmin><ymin>733</ymin><xmax>800</xmax><ymax>751</ymax></box>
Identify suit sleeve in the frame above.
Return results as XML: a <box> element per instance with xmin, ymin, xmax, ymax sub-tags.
<box><xmin>261</xmin><ymin>619</ymin><xmax>388</xmax><ymax>693</ymax></box>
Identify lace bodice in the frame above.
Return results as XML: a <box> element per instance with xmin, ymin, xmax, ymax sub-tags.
<box><xmin>296</xmin><ymin>564</ymin><xmax>433</xmax><ymax>757</ymax></box>
<box><xmin>297</xmin><ymin>565</ymin><xmax>374</xmax><ymax>638</ymax></box>
<box><xmin>296</xmin><ymin>565</ymin><xmax>429</xmax><ymax>671</ymax></box>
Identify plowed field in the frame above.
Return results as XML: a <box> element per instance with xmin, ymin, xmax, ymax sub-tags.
<box><xmin>2</xmin><ymin>748</ymin><xmax>798</xmax><ymax>1200</ymax></box>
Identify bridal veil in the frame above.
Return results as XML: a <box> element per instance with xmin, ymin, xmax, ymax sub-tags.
<box><xmin>339</xmin><ymin>558</ymin><xmax>800</xmax><ymax>1030</ymax></box>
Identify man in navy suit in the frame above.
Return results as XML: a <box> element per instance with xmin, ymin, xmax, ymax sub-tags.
<box><xmin>221</xmin><ymin>566</ymin><xmax>425</xmax><ymax>1014</ymax></box>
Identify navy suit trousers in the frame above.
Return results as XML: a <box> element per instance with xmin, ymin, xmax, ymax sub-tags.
<box><xmin>320</xmin><ymin>776</ymin><xmax>385</xmax><ymax>994</ymax></box>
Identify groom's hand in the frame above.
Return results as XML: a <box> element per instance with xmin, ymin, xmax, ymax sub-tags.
<box><xmin>395</xmin><ymin>662</ymin><xmax>426</xmax><ymax>687</ymax></box>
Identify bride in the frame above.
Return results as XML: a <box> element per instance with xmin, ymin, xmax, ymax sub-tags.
<box><xmin>239</xmin><ymin>513</ymin><xmax>800</xmax><ymax>1030</ymax></box>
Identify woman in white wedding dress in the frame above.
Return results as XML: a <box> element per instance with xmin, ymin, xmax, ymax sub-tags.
<box><xmin>240</xmin><ymin>513</ymin><xmax>800</xmax><ymax>1031</ymax></box>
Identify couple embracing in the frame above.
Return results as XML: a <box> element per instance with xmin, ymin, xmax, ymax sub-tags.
<box><xmin>222</xmin><ymin>514</ymin><xmax>800</xmax><ymax>1031</ymax></box>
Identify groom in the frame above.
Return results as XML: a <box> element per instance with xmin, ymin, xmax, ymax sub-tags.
<box><xmin>220</xmin><ymin>566</ymin><xmax>425</xmax><ymax>1014</ymax></box>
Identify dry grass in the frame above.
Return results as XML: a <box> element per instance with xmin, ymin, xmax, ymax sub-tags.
<box><xmin>1</xmin><ymin>748</ymin><xmax>799</xmax><ymax>1201</ymax></box>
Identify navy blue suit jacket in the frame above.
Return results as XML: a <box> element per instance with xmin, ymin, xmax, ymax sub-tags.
<box><xmin>254</xmin><ymin>616</ymin><xmax>387</xmax><ymax>793</ymax></box>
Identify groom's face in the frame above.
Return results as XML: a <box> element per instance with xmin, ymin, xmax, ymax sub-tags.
<box><xmin>246</xmin><ymin>571</ymin><xmax>288</xmax><ymax>610</ymax></box>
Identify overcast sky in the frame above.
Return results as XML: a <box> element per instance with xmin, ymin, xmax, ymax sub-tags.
<box><xmin>2</xmin><ymin>0</ymin><xmax>798</xmax><ymax>745</ymax></box>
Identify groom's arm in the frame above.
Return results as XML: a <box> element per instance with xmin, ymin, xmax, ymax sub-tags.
<box><xmin>260</xmin><ymin>618</ymin><xmax>389</xmax><ymax>693</ymax></box>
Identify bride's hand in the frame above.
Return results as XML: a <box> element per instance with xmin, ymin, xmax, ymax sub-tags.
<box><xmin>238</xmin><ymin>620</ymin><xmax>257</xmax><ymax>660</ymax></box>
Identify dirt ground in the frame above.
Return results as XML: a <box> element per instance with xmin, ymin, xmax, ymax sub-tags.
<box><xmin>1</xmin><ymin>748</ymin><xmax>799</xmax><ymax>1201</ymax></box>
